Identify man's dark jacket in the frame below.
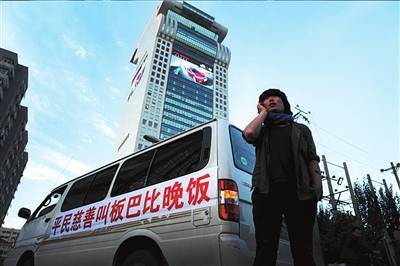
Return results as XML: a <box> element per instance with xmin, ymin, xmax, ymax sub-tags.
<box><xmin>247</xmin><ymin>121</ymin><xmax>320</xmax><ymax>200</ymax></box>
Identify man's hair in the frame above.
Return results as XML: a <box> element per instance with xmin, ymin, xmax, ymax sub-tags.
<box><xmin>258</xmin><ymin>88</ymin><xmax>292</xmax><ymax>115</ymax></box>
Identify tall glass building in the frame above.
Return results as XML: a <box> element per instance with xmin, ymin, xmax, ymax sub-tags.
<box><xmin>115</xmin><ymin>0</ymin><xmax>230</xmax><ymax>159</ymax></box>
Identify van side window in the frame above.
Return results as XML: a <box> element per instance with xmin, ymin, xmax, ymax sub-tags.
<box><xmin>229</xmin><ymin>125</ymin><xmax>256</xmax><ymax>175</ymax></box>
<box><xmin>30</xmin><ymin>186</ymin><xmax>67</xmax><ymax>221</ymax></box>
<box><xmin>111</xmin><ymin>150</ymin><xmax>154</xmax><ymax>197</ymax></box>
<box><xmin>84</xmin><ymin>165</ymin><xmax>118</xmax><ymax>205</ymax></box>
<box><xmin>61</xmin><ymin>165</ymin><xmax>118</xmax><ymax>212</ymax></box>
<box><xmin>147</xmin><ymin>130</ymin><xmax>205</xmax><ymax>186</ymax></box>
<box><xmin>61</xmin><ymin>175</ymin><xmax>95</xmax><ymax>212</ymax></box>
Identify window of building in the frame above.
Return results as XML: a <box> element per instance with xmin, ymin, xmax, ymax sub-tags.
<box><xmin>142</xmin><ymin>119</ymin><xmax>147</xmax><ymax>125</ymax></box>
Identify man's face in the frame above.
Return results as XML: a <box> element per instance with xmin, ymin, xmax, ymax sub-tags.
<box><xmin>261</xmin><ymin>96</ymin><xmax>285</xmax><ymax>113</ymax></box>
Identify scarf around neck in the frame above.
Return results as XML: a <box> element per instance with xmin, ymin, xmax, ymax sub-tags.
<box><xmin>265</xmin><ymin>112</ymin><xmax>294</xmax><ymax>124</ymax></box>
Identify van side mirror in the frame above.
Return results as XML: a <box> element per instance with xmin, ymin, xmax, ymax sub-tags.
<box><xmin>18</xmin><ymin>208</ymin><xmax>31</xmax><ymax>220</ymax></box>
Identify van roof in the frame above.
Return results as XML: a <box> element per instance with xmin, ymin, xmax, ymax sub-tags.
<box><xmin>51</xmin><ymin>118</ymin><xmax>225</xmax><ymax>192</ymax></box>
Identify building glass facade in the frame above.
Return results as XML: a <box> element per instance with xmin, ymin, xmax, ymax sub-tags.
<box><xmin>114</xmin><ymin>0</ymin><xmax>231</xmax><ymax>158</ymax></box>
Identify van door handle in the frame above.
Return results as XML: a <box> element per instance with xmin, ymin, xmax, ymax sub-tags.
<box><xmin>241</xmin><ymin>181</ymin><xmax>252</xmax><ymax>189</ymax></box>
<box><xmin>35</xmin><ymin>236</ymin><xmax>44</xmax><ymax>245</ymax></box>
<box><xmin>44</xmin><ymin>217</ymin><xmax>51</xmax><ymax>223</ymax></box>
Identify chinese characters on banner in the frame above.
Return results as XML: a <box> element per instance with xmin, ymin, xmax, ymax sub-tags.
<box><xmin>50</xmin><ymin>169</ymin><xmax>217</xmax><ymax>238</ymax></box>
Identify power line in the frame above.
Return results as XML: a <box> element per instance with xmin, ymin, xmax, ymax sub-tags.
<box><xmin>316</xmin><ymin>142</ymin><xmax>382</xmax><ymax>172</ymax></box>
<box><xmin>310</xmin><ymin>120</ymin><xmax>389</xmax><ymax>163</ymax></box>
<box><xmin>316</xmin><ymin>143</ymin><xmax>399</xmax><ymax>192</ymax></box>
<box><xmin>307</xmin><ymin>113</ymin><xmax>385</xmax><ymax>173</ymax></box>
<box><xmin>291</xmin><ymin>108</ymin><xmax>395</xmax><ymax>191</ymax></box>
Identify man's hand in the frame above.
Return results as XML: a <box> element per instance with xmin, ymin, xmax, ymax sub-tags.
<box><xmin>308</xmin><ymin>160</ymin><xmax>322</xmax><ymax>200</ymax></box>
<box><xmin>243</xmin><ymin>103</ymin><xmax>269</xmax><ymax>143</ymax></box>
<box><xmin>312</xmin><ymin>180</ymin><xmax>323</xmax><ymax>200</ymax></box>
<box><xmin>257</xmin><ymin>103</ymin><xmax>267</xmax><ymax>114</ymax></box>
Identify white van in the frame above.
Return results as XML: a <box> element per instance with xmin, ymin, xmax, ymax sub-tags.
<box><xmin>5</xmin><ymin>119</ymin><xmax>294</xmax><ymax>266</ymax></box>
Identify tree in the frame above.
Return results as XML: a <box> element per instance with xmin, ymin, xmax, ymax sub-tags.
<box><xmin>379</xmin><ymin>184</ymin><xmax>400</xmax><ymax>262</ymax></box>
<box><xmin>354</xmin><ymin>178</ymin><xmax>392</xmax><ymax>265</ymax></box>
<box><xmin>378</xmin><ymin>185</ymin><xmax>400</xmax><ymax>237</ymax></box>
<box><xmin>317</xmin><ymin>206</ymin><xmax>355</xmax><ymax>264</ymax></box>
<box><xmin>318</xmin><ymin>178</ymin><xmax>400</xmax><ymax>265</ymax></box>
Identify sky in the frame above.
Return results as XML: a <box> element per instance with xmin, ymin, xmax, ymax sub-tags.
<box><xmin>0</xmin><ymin>1</ymin><xmax>398</xmax><ymax>229</ymax></box>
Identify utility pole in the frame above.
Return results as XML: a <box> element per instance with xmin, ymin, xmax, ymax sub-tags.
<box><xmin>321</xmin><ymin>155</ymin><xmax>337</xmax><ymax>213</ymax></box>
<box><xmin>380</xmin><ymin>162</ymin><xmax>400</xmax><ymax>191</ymax></box>
<box><xmin>366</xmin><ymin>174</ymin><xmax>397</xmax><ymax>266</ymax></box>
<box><xmin>293</xmin><ymin>105</ymin><xmax>311</xmax><ymax>124</ymax></box>
<box><xmin>343</xmin><ymin>162</ymin><xmax>360</xmax><ymax>225</ymax></box>
<box><xmin>382</xmin><ymin>179</ymin><xmax>390</xmax><ymax>195</ymax></box>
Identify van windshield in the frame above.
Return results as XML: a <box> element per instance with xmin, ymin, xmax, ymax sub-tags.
<box><xmin>229</xmin><ymin>126</ymin><xmax>255</xmax><ymax>175</ymax></box>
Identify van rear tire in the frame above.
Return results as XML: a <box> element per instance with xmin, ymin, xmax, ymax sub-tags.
<box><xmin>121</xmin><ymin>249</ymin><xmax>159</xmax><ymax>266</ymax></box>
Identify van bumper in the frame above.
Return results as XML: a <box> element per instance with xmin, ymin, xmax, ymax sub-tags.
<box><xmin>219</xmin><ymin>233</ymin><xmax>254</xmax><ymax>266</ymax></box>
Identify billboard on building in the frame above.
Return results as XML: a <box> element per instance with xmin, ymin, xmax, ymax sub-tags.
<box><xmin>127</xmin><ymin>52</ymin><xmax>148</xmax><ymax>101</ymax></box>
<box><xmin>170</xmin><ymin>51</ymin><xmax>213</xmax><ymax>89</ymax></box>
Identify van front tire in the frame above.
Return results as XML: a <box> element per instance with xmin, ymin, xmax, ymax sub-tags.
<box><xmin>18</xmin><ymin>256</ymin><xmax>33</xmax><ymax>266</ymax></box>
<box><xmin>121</xmin><ymin>249</ymin><xmax>159</xmax><ymax>266</ymax></box>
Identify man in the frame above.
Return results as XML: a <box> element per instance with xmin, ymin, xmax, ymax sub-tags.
<box><xmin>243</xmin><ymin>89</ymin><xmax>322</xmax><ymax>266</ymax></box>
